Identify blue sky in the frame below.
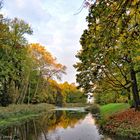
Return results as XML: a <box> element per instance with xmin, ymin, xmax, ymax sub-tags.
<box><xmin>1</xmin><ymin>0</ymin><xmax>88</xmax><ymax>83</ymax></box>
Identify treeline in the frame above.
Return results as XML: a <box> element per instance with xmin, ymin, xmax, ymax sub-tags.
<box><xmin>75</xmin><ymin>0</ymin><xmax>140</xmax><ymax>109</ymax></box>
<box><xmin>0</xmin><ymin>3</ymin><xmax>86</xmax><ymax>106</ymax></box>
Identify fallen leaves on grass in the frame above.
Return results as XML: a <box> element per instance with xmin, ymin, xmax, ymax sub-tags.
<box><xmin>103</xmin><ymin>109</ymin><xmax>140</xmax><ymax>138</ymax></box>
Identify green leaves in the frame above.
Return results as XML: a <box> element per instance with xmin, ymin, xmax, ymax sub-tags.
<box><xmin>0</xmin><ymin>14</ymin><xmax>33</xmax><ymax>106</ymax></box>
<box><xmin>75</xmin><ymin>0</ymin><xmax>140</xmax><ymax>100</ymax></box>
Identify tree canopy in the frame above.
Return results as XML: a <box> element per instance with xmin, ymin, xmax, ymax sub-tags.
<box><xmin>75</xmin><ymin>0</ymin><xmax>140</xmax><ymax>109</ymax></box>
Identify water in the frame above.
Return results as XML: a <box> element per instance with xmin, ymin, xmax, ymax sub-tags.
<box><xmin>45</xmin><ymin>113</ymin><xmax>101</xmax><ymax>140</ymax></box>
<box><xmin>0</xmin><ymin>108</ymin><xmax>131</xmax><ymax>140</ymax></box>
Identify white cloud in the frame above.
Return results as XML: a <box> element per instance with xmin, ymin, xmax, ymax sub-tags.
<box><xmin>16</xmin><ymin>0</ymin><xmax>25</xmax><ymax>8</ymax></box>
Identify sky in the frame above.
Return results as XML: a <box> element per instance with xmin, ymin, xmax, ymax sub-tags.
<box><xmin>1</xmin><ymin>0</ymin><xmax>88</xmax><ymax>83</ymax></box>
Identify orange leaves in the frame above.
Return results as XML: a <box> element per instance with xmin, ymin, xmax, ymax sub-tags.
<box><xmin>28</xmin><ymin>43</ymin><xmax>66</xmax><ymax>79</ymax></box>
<box><xmin>103</xmin><ymin>108</ymin><xmax>140</xmax><ymax>137</ymax></box>
<box><xmin>29</xmin><ymin>43</ymin><xmax>58</xmax><ymax>67</ymax></box>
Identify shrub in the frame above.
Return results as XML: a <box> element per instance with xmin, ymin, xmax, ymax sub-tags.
<box><xmin>85</xmin><ymin>104</ymin><xmax>100</xmax><ymax>114</ymax></box>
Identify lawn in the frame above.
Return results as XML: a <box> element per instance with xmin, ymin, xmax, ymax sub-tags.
<box><xmin>100</xmin><ymin>103</ymin><xmax>130</xmax><ymax>118</ymax></box>
<box><xmin>99</xmin><ymin>103</ymin><xmax>140</xmax><ymax>138</ymax></box>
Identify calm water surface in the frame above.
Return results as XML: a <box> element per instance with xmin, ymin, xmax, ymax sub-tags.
<box><xmin>0</xmin><ymin>108</ymin><xmax>131</xmax><ymax>140</ymax></box>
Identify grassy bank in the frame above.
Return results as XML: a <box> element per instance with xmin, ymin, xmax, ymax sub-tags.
<box><xmin>85</xmin><ymin>103</ymin><xmax>129</xmax><ymax>116</ymax></box>
<box><xmin>99</xmin><ymin>103</ymin><xmax>140</xmax><ymax>139</ymax></box>
<box><xmin>103</xmin><ymin>108</ymin><xmax>140</xmax><ymax>139</ymax></box>
<box><xmin>0</xmin><ymin>103</ymin><xmax>54</xmax><ymax>129</ymax></box>
<box><xmin>99</xmin><ymin>103</ymin><xmax>129</xmax><ymax>126</ymax></box>
<box><xmin>100</xmin><ymin>103</ymin><xmax>130</xmax><ymax>119</ymax></box>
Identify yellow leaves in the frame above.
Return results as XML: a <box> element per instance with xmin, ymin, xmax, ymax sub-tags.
<box><xmin>138</xmin><ymin>49</ymin><xmax>140</xmax><ymax>52</ymax></box>
<box><xmin>132</xmin><ymin>0</ymin><xmax>139</xmax><ymax>6</ymax></box>
<box><xmin>29</xmin><ymin>43</ymin><xmax>56</xmax><ymax>65</ymax></box>
<box><xmin>56</xmin><ymin>63</ymin><xmax>62</xmax><ymax>68</ymax></box>
<box><xmin>48</xmin><ymin>79</ymin><xmax>61</xmax><ymax>90</ymax></box>
<box><xmin>118</xmin><ymin>32</ymin><xmax>127</xmax><ymax>43</ymax></box>
<box><xmin>59</xmin><ymin>82</ymin><xmax>77</xmax><ymax>92</ymax></box>
<box><xmin>134</xmin><ymin>56</ymin><xmax>140</xmax><ymax>61</ymax></box>
<box><xmin>28</xmin><ymin>43</ymin><xmax>66</xmax><ymax>79</ymax></box>
<box><xmin>55</xmin><ymin>64</ymin><xmax>66</xmax><ymax>71</ymax></box>
<box><xmin>111</xmin><ymin>1</ymin><xmax>118</xmax><ymax>11</ymax></box>
<box><xmin>29</xmin><ymin>43</ymin><xmax>46</xmax><ymax>55</ymax></box>
<box><xmin>96</xmin><ymin>24</ymin><xmax>101</xmax><ymax>31</ymax></box>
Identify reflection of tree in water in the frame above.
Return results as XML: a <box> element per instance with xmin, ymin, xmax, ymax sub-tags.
<box><xmin>0</xmin><ymin>110</ymin><xmax>87</xmax><ymax>140</ymax></box>
<box><xmin>54</xmin><ymin>135</ymin><xmax>61</xmax><ymax>140</ymax></box>
<box><xmin>47</xmin><ymin>110</ymin><xmax>86</xmax><ymax>130</ymax></box>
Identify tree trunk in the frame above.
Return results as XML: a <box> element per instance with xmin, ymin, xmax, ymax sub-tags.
<box><xmin>127</xmin><ymin>88</ymin><xmax>131</xmax><ymax>100</ymax></box>
<box><xmin>1</xmin><ymin>79</ymin><xmax>11</xmax><ymax>106</ymax></box>
<box><xmin>27</xmin><ymin>83</ymin><xmax>31</xmax><ymax>104</ymax></box>
<box><xmin>130</xmin><ymin>67</ymin><xmax>140</xmax><ymax>110</ymax></box>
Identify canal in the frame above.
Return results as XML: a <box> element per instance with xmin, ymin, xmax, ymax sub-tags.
<box><xmin>0</xmin><ymin>108</ymin><xmax>130</xmax><ymax>140</ymax></box>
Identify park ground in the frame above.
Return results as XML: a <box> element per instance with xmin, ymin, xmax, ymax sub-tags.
<box><xmin>99</xmin><ymin>103</ymin><xmax>140</xmax><ymax>139</ymax></box>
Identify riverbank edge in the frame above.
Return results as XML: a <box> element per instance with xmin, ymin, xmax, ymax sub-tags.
<box><xmin>0</xmin><ymin>103</ymin><xmax>90</xmax><ymax>129</ymax></box>
<box><xmin>65</xmin><ymin>103</ymin><xmax>90</xmax><ymax>108</ymax></box>
<box><xmin>99</xmin><ymin>103</ymin><xmax>140</xmax><ymax>139</ymax></box>
<box><xmin>0</xmin><ymin>103</ymin><xmax>54</xmax><ymax>129</ymax></box>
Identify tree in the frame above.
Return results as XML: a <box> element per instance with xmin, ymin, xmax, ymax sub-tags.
<box><xmin>0</xmin><ymin>3</ymin><xmax>68</xmax><ymax>106</ymax></box>
<box><xmin>19</xmin><ymin>43</ymin><xmax>66</xmax><ymax>104</ymax></box>
<box><xmin>29</xmin><ymin>43</ymin><xmax>66</xmax><ymax>80</ymax></box>
<box><xmin>0</xmin><ymin>14</ymin><xmax>33</xmax><ymax>106</ymax></box>
<box><xmin>59</xmin><ymin>82</ymin><xmax>86</xmax><ymax>103</ymax></box>
<box><xmin>75</xmin><ymin>0</ymin><xmax>140</xmax><ymax>109</ymax></box>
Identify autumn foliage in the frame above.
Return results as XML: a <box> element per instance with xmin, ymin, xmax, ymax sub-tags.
<box><xmin>28</xmin><ymin>43</ymin><xmax>66</xmax><ymax>80</ymax></box>
<box><xmin>103</xmin><ymin>109</ymin><xmax>140</xmax><ymax>138</ymax></box>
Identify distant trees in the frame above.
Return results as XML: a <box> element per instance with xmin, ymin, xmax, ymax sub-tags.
<box><xmin>0</xmin><ymin>8</ymin><xmax>86</xmax><ymax>106</ymax></box>
<box><xmin>75</xmin><ymin>0</ymin><xmax>140</xmax><ymax>109</ymax></box>
<box><xmin>30</xmin><ymin>79</ymin><xmax>86</xmax><ymax>106</ymax></box>
<box><xmin>0</xmin><ymin>16</ymin><xmax>67</xmax><ymax>106</ymax></box>
<box><xmin>60</xmin><ymin>82</ymin><xmax>86</xmax><ymax>103</ymax></box>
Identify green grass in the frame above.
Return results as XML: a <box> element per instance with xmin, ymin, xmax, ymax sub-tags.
<box><xmin>0</xmin><ymin>103</ymin><xmax>54</xmax><ymax>129</ymax></box>
<box><xmin>100</xmin><ymin>103</ymin><xmax>130</xmax><ymax>118</ymax></box>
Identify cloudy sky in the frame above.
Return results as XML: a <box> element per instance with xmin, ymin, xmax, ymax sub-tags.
<box><xmin>1</xmin><ymin>0</ymin><xmax>88</xmax><ymax>83</ymax></box>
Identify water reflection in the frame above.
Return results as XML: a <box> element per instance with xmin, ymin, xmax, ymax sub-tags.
<box><xmin>0</xmin><ymin>110</ymin><xmax>87</xmax><ymax>140</ymax></box>
<box><xmin>45</xmin><ymin>113</ymin><xmax>101</xmax><ymax>140</ymax></box>
<box><xmin>0</xmin><ymin>109</ymin><xmax>133</xmax><ymax>140</ymax></box>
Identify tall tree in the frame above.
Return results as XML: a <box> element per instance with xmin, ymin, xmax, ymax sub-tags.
<box><xmin>75</xmin><ymin>0</ymin><xmax>140</xmax><ymax>109</ymax></box>
<box><xmin>0</xmin><ymin>15</ymin><xmax>33</xmax><ymax>106</ymax></box>
<box><xmin>29</xmin><ymin>43</ymin><xmax>66</xmax><ymax>80</ymax></box>
<box><xmin>25</xmin><ymin>43</ymin><xmax>66</xmax><ymax>104</ymax></box>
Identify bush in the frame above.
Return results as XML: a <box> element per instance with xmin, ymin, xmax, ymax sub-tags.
<box><xmin>85</xmin><ymin>104</ymin><xmax>100</xmax><ymax>114</ymax></box>
<box><xmin>128</xmin><ymin>100</ymin><xmax>135</xmax><ymax>108</ymax></box>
